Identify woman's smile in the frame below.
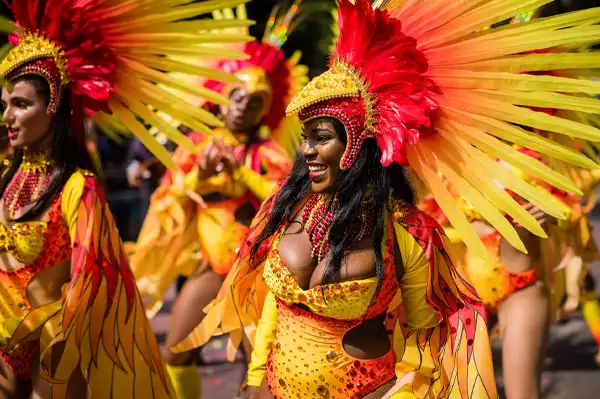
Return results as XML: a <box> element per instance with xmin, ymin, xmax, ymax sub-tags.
<box><xmin>307</xmin><ymin>163</ymin><xmax>327</xmax><ymax>180</ymax></box>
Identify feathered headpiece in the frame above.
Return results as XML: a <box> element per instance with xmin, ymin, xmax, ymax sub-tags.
<box><xmin>288</xmin><ymin>0</ymin><xmax>438</xmax><ymax>169</ymax></box>
<box><xmin>0</xmin><ymin>0</ymin><xmax>254</xmax><ymax>168</ymax></box>
<box><xmin>153</xmin><ymin>1</ymin><xmax>308</xmax><ymax>158</ymax></box>
<box><xmin>204</xmin><ymin>1</ymin><xmax>308</xmax><ymax>156</ymax></box>
<box><xmin>287</xmin><ymin>0</ymin><xmax>600</xmax><ymax>260</ymax></box>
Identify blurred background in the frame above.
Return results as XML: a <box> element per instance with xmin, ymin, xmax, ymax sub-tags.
<box><xmin>2</xmin><ymin>0</ymin><xmax>600</xmax><ymax>397</ymax></box>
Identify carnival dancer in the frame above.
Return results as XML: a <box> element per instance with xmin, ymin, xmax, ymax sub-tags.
<box><xmin>0</xmin><ymin>0</ymin><xmax>252</xmax><ymax>397</ymax></box>
<box><xmin>171</xmin><ymin>0</ymin><xmax>600</xmax><ymax>397</ymax></box>
<box><xmin>127</xmin><ymin>3</ymin><xmax>308</xmax><ymax>397</ymax></box>
<box><xmin>419</xmin><ymin>141</ymin><xmax>600</xmax><ymax>398</ymax></box>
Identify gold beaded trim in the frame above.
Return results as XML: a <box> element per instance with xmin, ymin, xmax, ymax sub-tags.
<box><xmin>286</xmin><ymin>59</ymin><xmax>378</xmax><ymax>135</ymax></box>
<box><xmin>0</xmin><ymin>32</ymin><xmax>69</xmax><ymax>86</ymax></box>
<box><xmin>21</xmin><ymin>150</ymin><xmax>52</xmax><ymax>173</ymax></box>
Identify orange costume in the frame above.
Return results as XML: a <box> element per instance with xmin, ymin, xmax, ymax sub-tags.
<box><xmin>128</xmin><ymin>3</ymin><xmax>308</xmax><ymax>316</ymax></box>
<box><xmin>0</xmin><ymin>168</ymin><xmax>173</xmax><ymax>396</ymax></box>
<box><xmin>419</xmin><ymin>152</ymin><xmax>600</xmax><ymax>369</ymax></box>
<box><xmin>0</xmin><ymin>0</ymin><xmax>253</xmax><ymax>396</ymax></box>
<box><xmin>172</xmin><ymin>0</ymin><xmax>600</xmax><ymax>397</ymax></box>
<box><xmin>420</xmin><ymin>155</ymin><xmax>599</xmax><ymax>314</ymax></box>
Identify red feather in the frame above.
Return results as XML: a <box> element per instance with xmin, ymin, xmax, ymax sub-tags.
<box><xmin>332</xmin><ymin>0</ymin><xmax>439</xmax><ymax>166</ymax></box>
<box><xmin>6</xmin><ymin>0</ymin><xmax>117</xmax><ymax>116</ymax></box>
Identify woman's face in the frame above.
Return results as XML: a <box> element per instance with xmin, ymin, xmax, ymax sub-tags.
<box><xmin>1</xmin><ymin>80</ymin><xmax>52</xmax><ymax>150</ymax></box>
<box><xmin>221</xmin><ymin>88</ymin><xmax>267</xmax><ymax>135</ymax></box>
<box><xmin>301</xmin><ymin>117</ymin><xmax>346</xmax><ymax>194</ymax></box>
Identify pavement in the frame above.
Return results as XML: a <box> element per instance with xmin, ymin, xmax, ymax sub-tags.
<box><xmin>151</xmin><ymin>217</ymin><xmax>600</xmax><ymax>399</ymax></box>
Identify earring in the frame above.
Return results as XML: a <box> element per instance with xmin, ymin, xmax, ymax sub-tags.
<box><xmin>258</xmin><ymin>125</ymin><xmax>271</xmax><ymax>140</ymax></box>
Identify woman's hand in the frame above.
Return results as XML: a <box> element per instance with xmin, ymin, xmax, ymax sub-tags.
<box><xmin>211</xmin><ymin>139</ymin><xmax>241</xmax><ymax>175</ymax></box>
<box><xmin>197</xmin><ymin>140</ymin><xmax>226</xmax><ymax>180</ymax></box>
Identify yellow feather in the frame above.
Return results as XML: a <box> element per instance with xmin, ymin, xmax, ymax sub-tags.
<box><xmin>455</xmin><ymin>53</ymin><xmax>600</xmax><ymax>73</ymax></box>
<box><xmin>473</xmin><ymin>90</ymin><xmax>600</xmax><ymax>115</ymax></box>
<box><xmin>236</xmin><ymin>4</ymin><xmax>247</xmax><ymax>20</ymax></box>
<box><xmin>132</xmin><ymin>0</ymin><xmax>251</xmax><ymax>24</ymax></box>
<box><xmin>222</xmin><ymin>8</ymin><xmax>236</xmax><ymax>20</ymax></box>
<box><xmin>109</xmin><ymin>99</ymin><xmax>176</xmax><ymax>170</ymax></box>
<box><xmin>117</xmin><ymin>74</ymin><xmax>223</xmax><ymax>127</ymax></box>
<box><xmin>435</xmin><ymin>129</ymin><xmax>547</xmax><ymax>237</ymax></box>
<box><xmin>426</xmin><ymin>25</ymin><xmax>600</xmax><ymax>65</ymax></box>
<box><xmin>123</xmin><ymin>44</ymin><xmax>249</xmax><ymax>59</ymax></box>
<box><xmin>416</xmin><ymin>0</ymin><xmax>552</xmax><ymax>49</ymax></box>
<box><xmin>121</xmin><ymin>57</ymin><xmax>231</xmax><ymax>105</ymax></box>
<box><xmin>117</xmin><ymin>81</ymin><xmax>216</xmax><ymax>135</ymax></box>
<box><xmin>580</xmin><ymin>140</ymin><xmax>599</xmax><ymax>161</ymax></box>
<box><xmin>437</xmin><ymin>124</ymin><xmax>570</xmax><ymax>218</ymax></box>
<box><xmin>407</xmin><ymin>147</ymin><xmax>492</xmax><ymax>261</ymax></box>
<box><xmin>437</xmin><ymin>89</ymin><xmax>600</xmax><ymax>141</ymax></box>
<box><xmin>110</xmin><ymin>32</ymin><xmax>253</xmax><ymax>46</ymax></box>
<box><xmin>399</xmin><ymin>0</ymin><xmax>484</xmax><ymax>39</ymax></box>
<box><xmin>439</xmin><ymin>118</ymin><xmax>581</xmax><ymax>194</ymax></box>
<box><xmin>428</xmin><ymin>69</ymin><xmax>600</xmax><ymax>94</ymax></box>
<box><xmin>113</xmin><ymin>93</ymin><xmax>198</xmax><ymax>154</ymax></box>
<box><xmin>134</xmin><ymin>55</ymin><xmax>240</xmax><ymax>83</ymax></box>
<box><xmin>459</xmin><ymin>7</ymin><xmax>600</xmax><ymax>44</ymax></box>
<box><xmin>443</xmin><ymin>108</ymin><xmax>597</xmax><ymax>168</ymax></box>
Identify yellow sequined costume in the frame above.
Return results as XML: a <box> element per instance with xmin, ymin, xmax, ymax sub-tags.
<box><xmin>128</xmin><ymin>3</ymin><xmax>308</xmax><ymax>316</ymax></box>
<box><xmin>0</xmin><ymin>168</ymin><xmax>174</xmax><ymax>397</ymax></box>
<box><xmin>173</xmin><ymin>194</ymin><xmax>496</xmax><ymax>398</ymax></box>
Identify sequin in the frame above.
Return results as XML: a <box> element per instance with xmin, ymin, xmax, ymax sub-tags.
<box><xmin>262</xmin><ymin>209</ymin><xmax>403</xmax><ymax>398</ymax></box>
<box><xmin>0</xmin><ymin>195</ymin><xmax>71</xmax><ymax>379</ymax></box>
<box><xmin>266</xmin><ymin>303</ymin><xmax>396</xmax><ymax>399</ymax></box>
<box><xmin>264</xmin><ymin>240</ymin><xmax>397</xmax><ymax>320</ymax></box>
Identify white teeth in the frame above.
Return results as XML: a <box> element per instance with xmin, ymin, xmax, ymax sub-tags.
<box><xmin>309</xmin><ymin>165</ymin><xmax>327</xmax><ymax>172</ymax></box>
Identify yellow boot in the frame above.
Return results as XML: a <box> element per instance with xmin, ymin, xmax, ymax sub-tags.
<box><xmin>581</xmin><ymin>290</ymin><xmax>600</xmax><ymax>366</ymax></box>
<box><xmin>166</xmin><ymin>364</ymin><xmax>201</xmax><ymax>399</ymax></box>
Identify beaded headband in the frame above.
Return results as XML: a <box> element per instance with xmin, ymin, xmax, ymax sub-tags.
<box><xmin>290</xmin><ymin>59</ymin><xmax>375</xmax><ymax>170</ymax></box>
<box><xmin>0</xmin><ymin>32</ymin><xmax>69</xmax><ymax>115</ymax></box>
<box><xmin>298</xmin><ymin>96</ymin><xmax>367</xmax><ymax>170</ymax></box>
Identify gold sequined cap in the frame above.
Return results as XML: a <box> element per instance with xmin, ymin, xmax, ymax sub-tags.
<box><xmin>0</xmin><ymin>32</ymin><xmax>68</xmax><ymax>86</ymax></box>
<box><xmin>223</xmin><ymin>66</ymin><xmax>274</xmax><ymax>121</ymax></box>
<box><xmin>0</xmin><ymin>32</ymin><xmax>69</xmax><ymax>115</ymax></box>
<box><xmin>286</xmin><ymin>59</ymin><xmax>377</xmax><ymax>134</ymax></box>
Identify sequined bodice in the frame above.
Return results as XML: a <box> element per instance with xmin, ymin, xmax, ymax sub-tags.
<box><xmin>0</xmin><ymin>221</ymin><xmax>47</xmax><ymax>265</ymax></box>
<box><xmin>0</xmin><ymin>196</ymin><xmax>72</xmax><ymax>343</ymax></box>
<box><xmin>263</xmin><ymin>234</ymin><xmax>398</xmax><ymax>321</ymax></box>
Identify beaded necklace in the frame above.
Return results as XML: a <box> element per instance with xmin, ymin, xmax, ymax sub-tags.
<box><xmin>301</xmin><ymin>193</ymin><xmax>375</xmax><ymax>262</ymax></box>
<box><xmin>2</xmin><ymin>151</ymin><xmax>53</xmax><ymax>219</ymax></box>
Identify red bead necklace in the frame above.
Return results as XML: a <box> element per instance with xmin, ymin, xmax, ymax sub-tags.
<box><xmin>301</xmin><ymin>193</ymin><xmax>375</xmax><ymax>262</ymax></box>
<box><xmin>2</xmin><ymin>151</ymin><xmax>53</xmax><ymax>219</ymax></box>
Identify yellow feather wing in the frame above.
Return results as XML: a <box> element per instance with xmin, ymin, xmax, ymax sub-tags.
<box><xmin>379</xmin><ymin>2</ymin><xmax>600</xmax><ymax>257</ymax></box>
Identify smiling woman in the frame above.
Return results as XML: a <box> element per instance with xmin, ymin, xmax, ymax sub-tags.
<box><xmin>301</xmin><ymin>117</ymin><xmax>345</xmax><ymax>193</ymax></box>
<box><xmin>0</xmin><ymin>70</ymin><xmax>174</xmax><ymax>398</ymax></box>
<box><xmin>1</xmin><ymin>78</ymin><xmax>52</xmax><ymax>150</ymax></box>
<box><xmin>0</xmin><ymin>75</ymin><xmax>97</xmax><ymax>223</ymax></box>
